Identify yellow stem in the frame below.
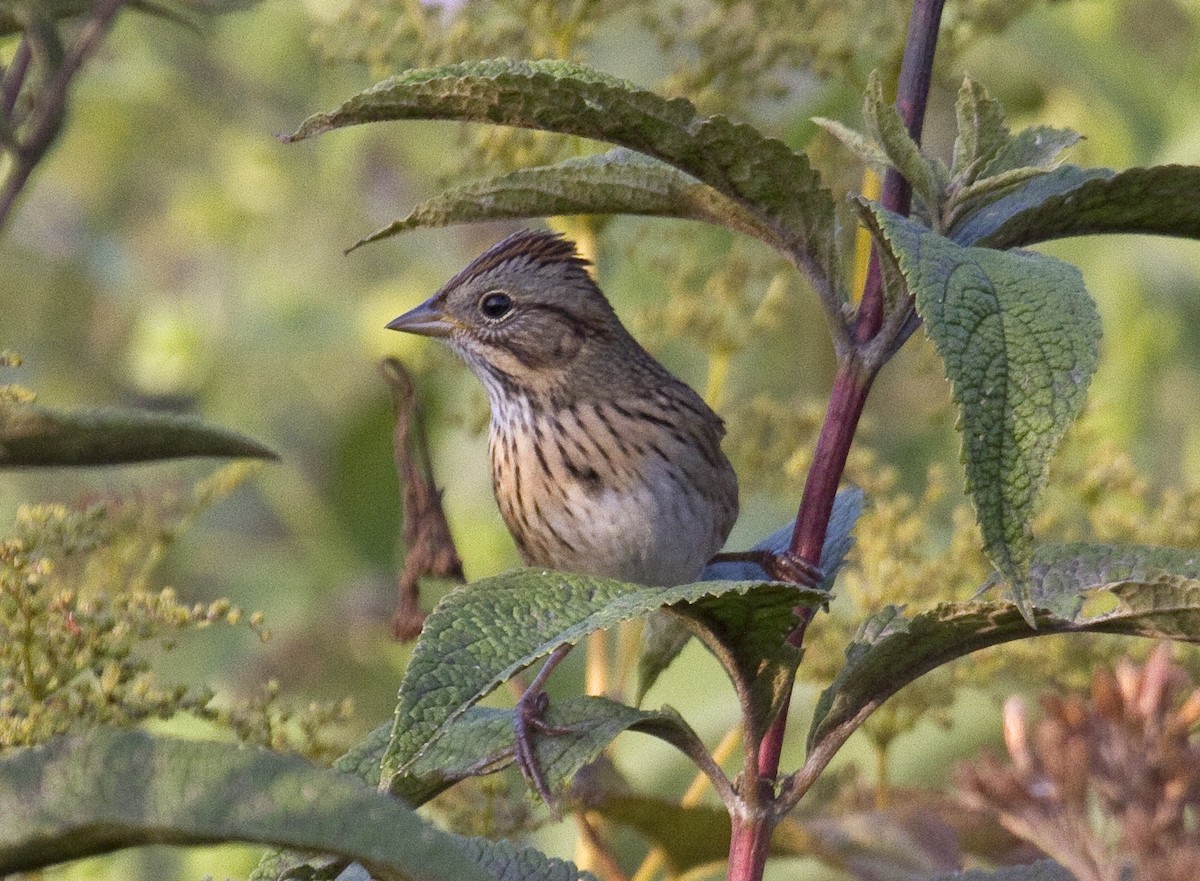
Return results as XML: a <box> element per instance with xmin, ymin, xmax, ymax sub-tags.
<box><xmin>629</xmin><ymin>727</ymin><xmax>743</xmax><ymax>881</ymax></box>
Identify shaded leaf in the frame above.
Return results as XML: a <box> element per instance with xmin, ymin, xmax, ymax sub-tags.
<box><xmin>863</xmin><ymin>71</ymin><xmax>946</xmax><ymax>217</ymax></box>
<box><xmin>952</xmin><ymin>78</ymin><xmax>1009</xmax><ymax>181</ymax></box>
<box><xmin>286</xmin><ymin>59</ymin><xmax>840</xmax><ymax>294</ymax></box>
<box><xmin>807</xmin><ymin>542</ymin><xmax>1200</xmax><ymax>757</ymax></box>
<box><xmin>350</xmin><ymin>149</ymin><xmax>777</xmax><ymax>253</ymax></box>
<box><xmin>0</xmin><ymin>728</ymin><xmax>486</xmax><ymax>881</ymax></box>
<box><xmin>382</xmin><ymin>570</ymin><xmax>826</xmax><ymax>784</ymax></box>
<box><xmin>812</xmin><ymin>117</ymin><xmax>890</xmax><ymax>170</ymax></box>
<box><xmin>583</xmin><ymin>792</ymin><xmax>731</xmax><ymax>870</ymax></box>
<box><xmin>390</xmin><ymin>697</ymin><xmax>700</xmax><ymax>805</ymax></box>
<box><xmin>972</xmin><ymin>164</ymin><xmax>1200</xmax><ymax>249</ymax></box>
<box><xmin>921</xmin><ymin>861</ymin><xmax>1075</xmax><ymax>881</ymax></box>
<box><xmin>980</xmin><ymin>126</ymin><xmax>1080</xmax><ymax>178</ymax></box>
<box><xmin>0</xmin><ymin>403</ymin><xmax>277</xmax><ymax>467</ymax></box>
<box><xmin>636</xmin><ymin>487</ymin><xmax>863</xmax><ymax>706</ymax></box>
<box><xmin>862</xmin><ymin>206</ymin><xmax>1100</xmax><ymax>618</ymax></box>
<box><xmin>949</xmin><ymin>165</ymin><xmax>1112</xmax><ymax>246</ymax></box>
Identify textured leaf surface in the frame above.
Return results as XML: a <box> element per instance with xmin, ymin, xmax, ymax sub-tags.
<box><xmin>949</xmin><ymin>165</ymin><xmax>1111</xmax><ymax>245</ymax></box>
<box><xmin>286</xmin><ymin>59</ymin><xmax>839</xmax><ymax>289</ymax></box>
<box><xmin>980</xmin><ymin>126</ymin><xmax>1080</xmax><ymax>178</ymax></box>
<box><xmin>865</xmin><ymin>207</ymin><xmax>1100</xmax><ymax>614</ymax></box>
<box><xmin>350</xmin><ymin>149</ymin><xmax>776</xmax><ymax>251</ymax></box>
<box><xmin>0</xmin><ymin>728</ymin><xmax>485</xmax><ymax>881</ymax></box>
<box><xmin>390</xmin><ymin>697</ymin><xmax>699</xmax><ymax>805</ymax></box>
<box><xmin>971</xmin><ymin>164</ymin><xmax>1200</xmax><ymax>249</ymax></box>
<box><xmin>807</xmin><ymin>543</ymin><xmax>1200</xmax><ymax>755</ymax></box>
<box><xmin>382</xmin><ymin>571</ymin><xmax>826</xmax><ymax>782</ymax></box>
<box><xmin>0</xmin><ymin>404</ymin><xmax>277</xmax><ymax>467</ymax></box>
<box><xmin>637</xmin><ymin>487</ymin><xmax>863</xmax><ymax>703</ymax></box>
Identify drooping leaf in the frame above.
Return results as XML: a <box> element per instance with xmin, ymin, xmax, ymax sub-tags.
<box><xmin>285</xmin><ymin>59</ymin><xmax>840</xmax><ymax>294</ymax></box>
<box><xmin>0</xmin><ymin>403</ymin><xmax>277</xmax><ymax>467</ymax></box>
<box><xmin>635</xmin><ymin>487</ymin><xmax>863</xmax><ymax>706</ymax></box>
<box><xmin>861</xmin><ymin>206</ymin><xmax>1100</xmax><ymax>618</ymax></box>
<box><xmin>382</xmin><ymin>571</ymin><xmax>826</xmax><ymax>784</ymax></box>
<box><xmin>388</xmin><ymin>697</ymin><xmax>704</xmax><ymax>805</ymax></box>
<box><xmin>807</xmin><ymin>543</ymin><xmax>1200</xmax><ymax>757</ymax></box>
<box><xmin>970</xmin><ymin>164</ymin><xmax>1200</xmax><ymax>250</ymax></box>
<box><xmin>582</xmin><ymin>792</ymin><xmax>732</xmax><ymax>870</ymax></box>
<box><xmin>949</xmin><ymin>165</ymin><xmax>1112</xmax><ymax>246</ymax></box>
<box><xmin>348</xmin><ymin>149</ymin><xmax>778</xmax><ymax>252</ymax></box>
<box><xmin>0</xmin><ymin>728</ymin><xmax>486</xmax><ymax>881</ymax></box>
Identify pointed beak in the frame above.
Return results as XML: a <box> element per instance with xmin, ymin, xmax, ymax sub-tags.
<box><xmin>386</xmin><ymin>298</ymin><xmax>455</xmax><ymax>338</ymax></box>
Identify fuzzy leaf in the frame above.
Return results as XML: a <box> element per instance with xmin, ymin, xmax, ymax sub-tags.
<box><xmin>0</xmin><ymin>728</ymin><xmax>486</xmax><ymax>881</ymax></box>
<box><xmin>981</xmin><ymin>126</ymin><xmax>1080</xmax><ymax>178</ymax></box>
<box><xmin>812</xmin><ymin>117</ymin><xmax>891</xmax><ymax>170</ymax></box>
<box><xmin>389</xmin><ymin>698</ymin><xmax>701</xmax><ymax>805</ymax></box>
<box><xmin>286</xmin><ymin>59</ymin><xmax>839</xmax><ymax>291</ymax></box>
<box><xmin>952</xmin><ymin>78</ymin><xmax>1009</xmax><ymax>180</ymax></box>
<box><xmin>0</xmin><ymin>403</ymin><xmax>277</xmax><ymax>467</ymax></box>
<box><xmin>863</xmin><ymin>71</ymin><xmax>945</xmax><ymax>215</ymax></box>
<box><xmin>349</xmin><ymin>149</ymin><xmax>778</xmax><ymax>252</ymax></box>
<box><xmin>972</xmin><ymin>164</ymin><xmax>1200</xmax><ymax>249</ymax></box>
<box><xmin>808</xmin><ymin>543</ymin><xmax>1200</xmax><ymax>756</ymax></box>
<box><xmin>382</xmin><ymin>571</ymin><xmax>826</xmax><ymax>784</ymax></box>
<box><xmin>949</xmin><ymin>165</ymin><xmax>1112</xmax><ymax>246</ymax></box>
<box><xmin>862</xmin><ymin>207</ymin><xmax>1100</xmax><ymax>618</ymax></box>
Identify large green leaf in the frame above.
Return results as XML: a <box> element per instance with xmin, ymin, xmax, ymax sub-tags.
<box><xmin>382</xmin><ymin>570</ymin><xmax>826</xmax><ymax>784</ymax></box>
<box><xmin>0</xmin><ymin>728</ymin><xmax>485</xmax><ymax>881</ymax></box>
<box><xmin>807</xmin><ymin>543</ymin><xmax>1200</xmax><ymax>757</ymax></box>
<box><xmin>349</xmin><ymin>149</ymin><xmax>778</xmax><ymax>252</ymax></box>
<box><xmin>863</xmin><ymin>206</ymin><xmax>1100</xmax><ymax>617</ymax></box>
<box><xmin>0</xmin><ymin>403</ymin><xmax>277</xmax><ymax>467</ymax></box>
<box><xmin>286</xmin><ymin>59</ymin><xmax>840</xmax><ymax>295</ymax></box>
<box><xmin>970</xmin><ymin>164</ymin><xmax>1200</xmax><ymax>249</ymax></box>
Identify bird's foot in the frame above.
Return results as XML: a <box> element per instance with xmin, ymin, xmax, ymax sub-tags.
<box><xmin>711</xmin><ymin>549</ymin><xmax>825</xmax><ymax>588</ymax></box>
<box><xmin>512</xmin><ymin>643</ymin><xmax>575</xmax><ymax>812</ymax></box>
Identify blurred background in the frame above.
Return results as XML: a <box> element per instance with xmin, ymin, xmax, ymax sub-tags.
<box><xmin>2</xmin><ymin>0</ymin><xmax>1200</xmax><ymax>878</ymax></box>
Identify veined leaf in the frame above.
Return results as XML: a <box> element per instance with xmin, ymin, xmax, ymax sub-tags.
<box><xmin>285</xmin><ymin>59</ymin><xmax>840</xmax><ymax>295</ymax></box>
<box><xmin>349</xmin><ymin>149</ymin><xmax>779</xmax><ymax>252</ymax></box>
<box><xmin>952</xmin><ymin>78</ymin><xmax>1009</xmax><ymax>181</ymax></box>
<box><xmin>861</xmin><ymin>206</ymin><xmax>1100</xmax><ymax>618</ymax></box>
<box><xmin>807</xmin><ymin>543</ymin><xmax>1200</xmax><ymax>757</ymax></box>
<box><xmin>382</xmin><ymin>571</ymin><xmax>826</xmax><ymax>784</ymax></box>
<box><xmin>390</xmin><ymin>697</ymin><xmax>702</xmax><ymax>805</ymax></box>
<box><xmin>0</xmin><ymin>403</ymin><xmax>277</xmax><ymax>467</ymax></box>
<box><xmin>971</xmin><ymin>164</ymin><xmax>1200</xmax><ymax>249</ymax></box>
<box><xmin>0</xmin><ymin>728</ymin><xmax>485</xmax><ymax>881</ymax></box>
<box><xmin>980</xmin><ymin>126</ymin><xmax>1080</xmax><ymax>179</ymax></box>
<box><xmin>863</xmin><ymin>71</ymin><xmax>945</xmax><ymax>218</ymax></box>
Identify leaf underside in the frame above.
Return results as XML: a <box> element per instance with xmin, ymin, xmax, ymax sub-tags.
<box><xmin>0</xmin><ymin>404</ymin><xmax>277</xmax><ymax>468</ymax></box>
<box><xmin>808</xmin><ymin>542</ymin><xmax>1200</xmax><ymax>755</ymax></box>
<box><xmin>287</xmin><ymin>59</ymin><xmax>840</xmax><ymax>292</ymax></box>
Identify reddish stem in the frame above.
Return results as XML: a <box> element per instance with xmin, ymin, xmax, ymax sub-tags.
<box><xmin>726</xmin><ymin>1</ymin><xmax>947</xmax><ymax>878</ymax></box>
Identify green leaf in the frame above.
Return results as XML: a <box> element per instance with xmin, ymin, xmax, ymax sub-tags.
<box><xmin>286</xmin><ymin>59</ymin><xmax>840</xmax><ymax>294</ymax></box>
<box><xmin>972</xmin><ymin>164</ymin><xmax>1200</xmax><ymax>249</ymax></box>
<box><xmin>949</xmin><ymin>165</ymin><xmax>1112</xmax><ymax>246</ymax></box>
<box><xmin>863</xmin><ymin>71</ymin><xmax>946</xmax><ymax>219</ymax></box>
<box><xmin>390</xmin><ymin>697</ymin><xmax>701</xmax><ymax>804</ymax></box>
<box><xmin>807</xmin><ymin>542</ymin><xmax>1200</xmax><ymax>756</ymax></box>
<box><xmin>862</xmin><ymin>207</ymin><xmax>1100</xmax><ymax>618</ymax></box>
<box><xmin>349</xmin><ymin>148</ymin><xmax>779</xmax><ymax>253</ymax></box>
<box><xmin>636</xmin><ymin>487</ymin><xmax>864</xmax><ymax>704</ymax></box>
<box><xmin>811</xmin><ymin>117</ymin><xmax>890</xmax><ymax>170</ymax></box>
<box><xmin>952</xmin><ymin>78</ymin><xmax>1009</xmax><ymax>181</ymax></box>
<box><xmin>382</xmin><ymin>570</ymin><xmax>826</xmax><ymax>784</ymax></box>
<box><xmin>0</xmin><ymin>403</ymin><xmax>278</xmax><ymax>467</ymax></box>
<box><xmin>980</xmin><ymin>126</ymin><xmax>1080</xmax><ymax>178</ymax></box>
<box><xmin>331</xmin><ymin>721</ymin><xmax>392</xmax><ymax>787</ymax></box>
<box><xmin>0</xmin><ymin>728</ymin><xmax>487</xmax><ymax>881</ymax></box>
<box><xmin>582</xmin><ymin>792</ymin><xmax>732</xmax><ymax>870</ymax></box>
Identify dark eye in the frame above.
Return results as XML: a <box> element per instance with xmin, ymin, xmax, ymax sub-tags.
<box><xmin>479</xmin><ymin>291</ymin><xmax>513</xmax><ymax>321</ymax></box>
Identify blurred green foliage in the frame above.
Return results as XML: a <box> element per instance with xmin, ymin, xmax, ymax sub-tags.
<box><xmin>2</xmin><ymin>0</ymin><xmax>1200</xmax><ymax>879</ymax></box>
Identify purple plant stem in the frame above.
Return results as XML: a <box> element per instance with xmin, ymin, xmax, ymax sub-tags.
<box><xmin>727</xmin><ymin>1</ymin><xmax>947</xmax><ymax>878</ymax></box>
